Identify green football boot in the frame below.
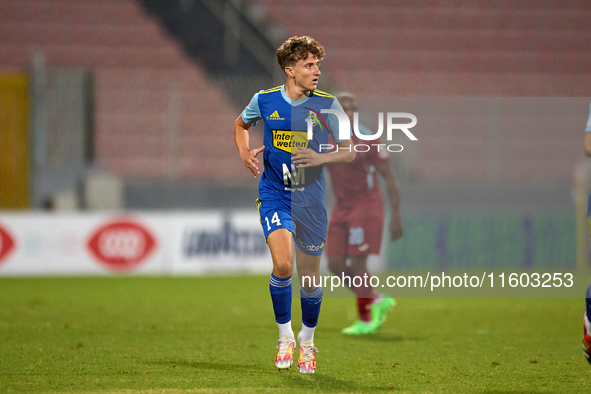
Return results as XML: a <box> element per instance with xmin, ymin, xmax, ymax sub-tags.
<box><xmin>370</xmin><ymin>297</ymin><xmax>396</xmax><ymax>330</ymax></box>
<box><xmin>341</xmin><ymin>320</ymin><xmax>377</xmax><ymax>335</ymax></box>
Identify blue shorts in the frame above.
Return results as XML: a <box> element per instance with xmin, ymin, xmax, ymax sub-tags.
<box><xmin>256</xmin><ymin>198</ymin><xmax>327</xmax><ymax>256</ymax></box>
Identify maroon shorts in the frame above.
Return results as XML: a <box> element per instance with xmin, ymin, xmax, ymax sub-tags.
<box><xmin>326</xmin><ymin>200</ymin><xmax>384</xmax><ymax>257</ymax></box>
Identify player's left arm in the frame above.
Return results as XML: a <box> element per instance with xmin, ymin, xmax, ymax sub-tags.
<box><xmin>375</xmin><ymin>159</ymin><xmax>403</xmax><ymax>241</ymax></box>
<box><xmin>584</xmin><ymin>103</ymin><xmax>591</xmax><ymax>156</ymax></box>
<box><xmin>292</xmin><ymin>96</ymin><xmax>355</xmax><ymax>167</ymax></box>
<box><xmin>292</xmin><ymin>139</ymin><xmax>354</xmax><ymax>168</ymax></box>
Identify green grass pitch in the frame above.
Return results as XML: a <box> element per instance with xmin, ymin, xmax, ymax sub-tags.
<box><xmin>0</xmin><ymin>275</ymin><xmax>589</xmax><ymax>393</ymax></box>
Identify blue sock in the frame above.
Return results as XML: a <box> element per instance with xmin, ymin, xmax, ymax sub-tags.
<box><xmin>270</xmin><ymin>274</ymin><xmax>292</xmax><ymax>324</ymax></box>
<box><xmin>586</xmin><ymin>284</ymin><xmax>591</xmax><ymax>319</ymax></box>
<box><xmin>300</xmin><ymin>286</ymin><xmax>323</xmax><ymax>328</ymax></box>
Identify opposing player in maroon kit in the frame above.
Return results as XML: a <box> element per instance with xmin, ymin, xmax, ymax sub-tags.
<box><xmin>326</xmin><ymin>93</ymin><xmax>403</xmax><ymax>335</ymax></box>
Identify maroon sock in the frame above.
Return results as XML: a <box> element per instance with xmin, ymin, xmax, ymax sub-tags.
<box><xmin>356</xmin><ymin>297</ymin><xmax>373</xmax><ymax>322</ymax></box>
<box><xmin>349</xmin><ymin>271</ymin><xmax>379</xmax><ymax>322</ymax></box>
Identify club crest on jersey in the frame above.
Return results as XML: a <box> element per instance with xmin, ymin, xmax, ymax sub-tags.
<box><xmin>273</xmin><ymin>130</ymin><xmax>312</xmax><ymax>153</ymax></box>
<box><xmin>304</xmin><ymin>108</ymin><xmax>327</xmax><ymax>131</ymax></box>
<box><xmin>267</xmin><ymin>110</ymin><xmax>285</xmax><ymax>121</ymax></box>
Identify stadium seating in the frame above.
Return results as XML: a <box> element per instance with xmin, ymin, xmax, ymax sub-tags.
<box><xmin>248</xmin><ymin>0</ymin><xmax>590</xmax><ymax>182</ymax></box>
<box><xmin>0</xmin><ymin>0</ymin><xmax>588</xmax><ymax>184</ymax></box>
<box><xmin>0</xmin><ymin>0</ymin><xmax>257</xmax><ymax>181</ymax></box>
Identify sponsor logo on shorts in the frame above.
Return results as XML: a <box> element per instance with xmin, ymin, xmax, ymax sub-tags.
<box><xmin>87</xmin><ymin>219</ymin><xmax>156</xmax><ymax>271</ymax></box>
<box><xmin>358</xmin><ymin>243</ymin><xmax>370</xmax><ymax>252</ymax></box>
<box><xmin>297</xmin><ymin>238</ymin><xmax>324</xmax><ymax>252</ymax></box>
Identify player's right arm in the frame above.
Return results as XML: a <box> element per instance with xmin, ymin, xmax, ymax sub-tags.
<box><xmin>375</xmin><ymin>159</ymin><xmax>403</xmax><ymax>241</ymax></box>
<box><xmin>584</xmin><ymin>133</ymin><xmax>591</xmax><ymax>157</ymax></box>
<box><xmin>585</xmin><ymin>102</ymin><xmax>591</xmax><ymax>157</ymax></box>
<box><xmin>234</xmin><ymin>92</ymin><xmax>265</xmax><ymax>178</ymax></box>
<box><xmin>234</xmin><ymin>116</ymin><xmax>265</xmax><ymax>178</ymax></box>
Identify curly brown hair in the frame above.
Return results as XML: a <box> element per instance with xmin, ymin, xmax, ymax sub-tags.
<box><xmin>276</xmin><ymin>36</ymin><xmax>325</xmax><ymax>71</ymax></box>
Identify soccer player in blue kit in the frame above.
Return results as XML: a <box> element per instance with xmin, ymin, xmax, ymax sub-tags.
<box><xmin>233</xmin><ymin>36</ymin><xmax>355</xmax><ymax>373</ymax></box>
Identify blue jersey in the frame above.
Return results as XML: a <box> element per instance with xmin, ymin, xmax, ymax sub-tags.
<box><xmin>242</xmin><ymin>85</ymin><xmax>348</xmax><ymax>207</ymax></box>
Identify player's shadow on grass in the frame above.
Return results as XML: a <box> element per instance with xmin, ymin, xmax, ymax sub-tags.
<box><xmin>326</xmin><ymin>331</ymin><xmax>424</xmax><ymax>343</ymax></box>
<box><xmin>147</xmin><ymin>360</ymin><xmax>274</xmax><ymax>375</ymax></box>
<box><xmin>478</xmin><ymin>391</ymin><xmax>545</xmax><ymax>394</ymax></box>
<box><xmin>282</xmin><ymin>373</ymin><xmax>395</xmax><ymax>393</ymax></box>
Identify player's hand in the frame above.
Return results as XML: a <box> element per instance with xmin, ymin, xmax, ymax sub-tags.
<box><xmin>291</xmin><ymin>148</ymin><xmax>326</xmax><ymax>168</ymax></box>
<box><xmin>390</xmin><ymin>213</ymin><xmax>403</xmax><ymax>241</ymax></box>
<box><xmin>240</xmin><ymin>145</ymin><xmax>265</xmax><ymax>178</ymax></box>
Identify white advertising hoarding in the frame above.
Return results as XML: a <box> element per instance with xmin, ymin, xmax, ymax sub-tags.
<box><xmin>0</xmin><ymin>213</ymin><xmax>169</xmax><ymax>276</ymax></box>
<box><xmin>171</xmin><ymin>211</ymin><xmax>271</xmax><ymax>275</ymax></box>
<box><xmin>0</xmin><ymin>211</ymin><xmax>272</xmax><ymax>276</ymax></box>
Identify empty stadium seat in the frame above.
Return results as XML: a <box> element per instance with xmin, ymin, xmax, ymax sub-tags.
<box><xmin>248</xmin><ymin>0</ymin><xmax>590</xmax><ymax>182</ymax></box>
<box><xmin>0</xmin><ymin>0</ymin><xmax>249</xmax><ymax>182</ymax></box>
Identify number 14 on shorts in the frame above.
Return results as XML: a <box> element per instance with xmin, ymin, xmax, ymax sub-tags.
<box><xmin>265</xmin><ymin>212</ymin><xmax>282</xmax><ymax>231</ymax></box>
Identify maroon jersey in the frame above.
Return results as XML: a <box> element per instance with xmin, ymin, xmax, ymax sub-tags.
<box><xmin>326</xmin><ymin>132</ymin><xmax>390</xmax><ymax>205</ymax></box>
<box><xmin>326</xmin><ymin>132</ymin><xmax>390</xmax><ymax>257</ymax></box>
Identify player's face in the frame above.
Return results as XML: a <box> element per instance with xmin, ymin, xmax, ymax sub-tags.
<box><xmin>290</xmin><ymin>53</ymin><xmax>321</xmax><ymax>92</ymax></box>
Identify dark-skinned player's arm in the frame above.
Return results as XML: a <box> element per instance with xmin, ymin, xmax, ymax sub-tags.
<box><xmin>584</xmin><ymin>133</ymin><xmax>591</xmax><ymax>157</ymax></box>
<box><xmin>234</xmin><ymin>116</ymin><xmax>265</xmax><ymax>178</ymax></box>
<box><xmin>375</xmin><ymin>159</ymin><xmax>403</xmax><ymax>242</ymax></box>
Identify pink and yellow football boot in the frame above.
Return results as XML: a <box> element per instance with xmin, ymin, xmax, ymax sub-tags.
<box><xmin>297</xmin><ymin>332</ymin><xmax>318</xmax><ymax>374</ymax></box>
<box><xmin>583</xmin><ymin>314</ymin><xmax>591</xmax><ymax>365</ymax></box>
<box><xmin>275</xmin><ymin>336</ymin><xmax>295</xmax><ymax>370</ymax></box>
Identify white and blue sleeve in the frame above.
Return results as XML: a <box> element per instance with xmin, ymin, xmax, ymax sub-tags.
<box><xmin>586</xmin><ymin>102</ymin><xmax>591</xmax><ymax>132</ymax></box>
<box><xmin>326</xmin><ymin>98</ymin><xmax>352</xmax><ymax>143</ymax></box>
<box><xmin>241</xmin><ymin>92</ymin><xmax>262</xmax><ymax>126</ymax></box>
<box><xmin>358</xmin><ymin>124</ymin><xmax>375</xmax><ymax>136</ymax></box>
